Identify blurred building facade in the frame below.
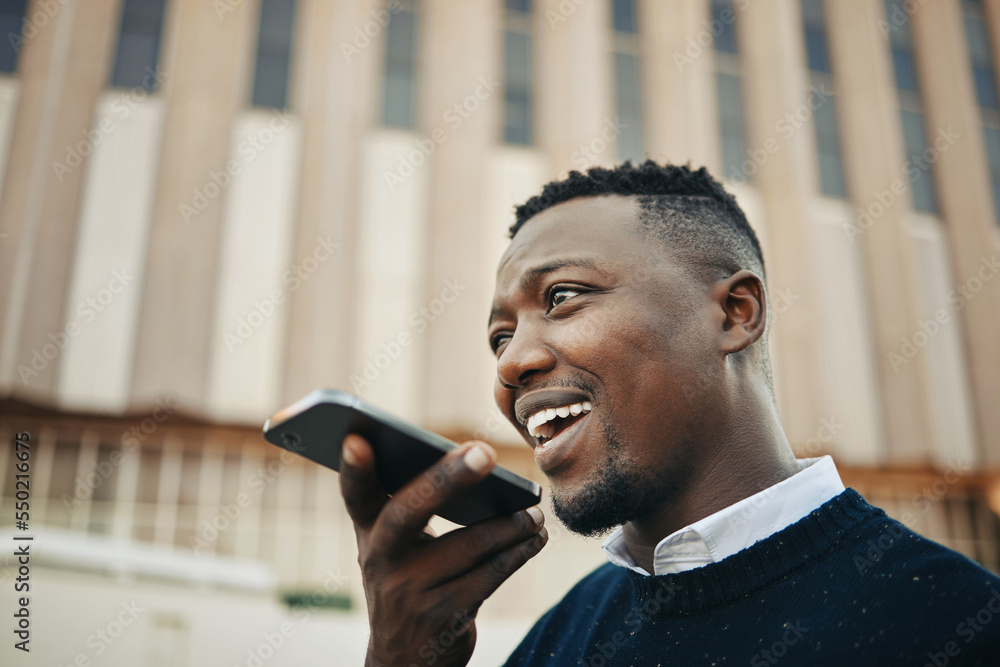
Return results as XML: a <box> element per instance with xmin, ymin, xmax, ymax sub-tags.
<box><xmin>1</xmin><ymin>0</ymin><xmax>1000</xmax><ymax>664</ymax></box>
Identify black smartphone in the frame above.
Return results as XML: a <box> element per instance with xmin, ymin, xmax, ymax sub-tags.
<box><xmin>262</xmin><ymin>389</ymin><xmax>542</xmax><ymax>526</ymax></box>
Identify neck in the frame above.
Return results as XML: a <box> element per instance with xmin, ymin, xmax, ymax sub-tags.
<box><xmin>621</xmin><ymin>385</ymin><xmax>799</xmax><ymax>575</ymax></box>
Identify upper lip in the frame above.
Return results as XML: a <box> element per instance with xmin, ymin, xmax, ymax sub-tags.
<box><xmin>514</xmin><ymin>388</ymin><xmax>592</xmax><ymax>428</ymax></box>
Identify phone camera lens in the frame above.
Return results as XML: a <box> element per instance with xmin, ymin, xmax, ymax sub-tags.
<box><xmin>281</xmin><ymin>432</ymin><xmax>301</xmax><ymax>449</ymax></box>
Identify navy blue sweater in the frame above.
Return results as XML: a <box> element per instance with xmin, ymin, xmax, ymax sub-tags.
<box><xmin>504</xmin><ymin>489</ymin><xmax>1000</xmax><ymax>666</ymax></box>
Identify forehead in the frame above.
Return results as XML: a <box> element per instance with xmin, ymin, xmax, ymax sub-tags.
<box><xmin>495</xmin><ymin>195</ymin><xmax>651</xmax><ymax>285</ymax></box>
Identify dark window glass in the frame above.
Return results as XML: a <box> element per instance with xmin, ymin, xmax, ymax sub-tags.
<box><xmin>717</xmin><ymin>72</ymin><xmax>748</xmax><ymax>180</ymax></box>
<box><xmin>972</xmin><ymin>67</ymin><xmax>999</xmax><ymax>110</ymax></box>
<box><xmin>883</xmin><ymin>0</ymin><xmax>941</xmax><ymax>212</ymax></box>
<box><xmin>801</xmin><ymin>0</ymin><xmax>830</xmax><ymax>73</ymax></box>
<box><xmin>900</xmin><ymin>109</ymin><xmax>939</xmax><ymax>213</ymax></box>
<box><xmin>612</xmin><ymin>0</ymin><xmax>637</xmax><ymax>34</ymax></box>
<box><xmin>712</xmin><ymin>0</ymin><xmax>738</xmax><ymax>54</ymax></box>
<box><xmin>712</xmin><ymin>0</ymin><xmax>747</xmax><ymax>182</ymax></box>
<box><xmin>813</xmin><ymin>99</ymin><xmax>847</xmax><ymax>197</ymax></box>
<box><xmin>503</xmin><ymin>28</ymin><xmax>533</xmax><ymax>145</ymax></box>
<box><xmin>983</xmin><ymin>125</ymin><xmax>1000</xmax><ymax>223</ymax></box>
<box><xmin>614</xmin><ymin>51</ymin><xmax>643</xmax><ymax>161</ymax></box>
<box><xmin>381</xmin><ymin>7</ymin><xmax>418</xmax><ymax>128</ymax></box>
<box><xmin>965</xmin><ymin>16</ymin><xmax>999</xmax><ymax>109</ymax></box>
<box><xmin>882</xmin><ymin>0</ymin><xmax>913</xmax><ymax>47</ymax></box>
<box><xmin>801</xmin><ymin>0</ymin><xmax>846</xmax><ymax>198</ymax></box>
<box><xmin>963</xmin><ymin>3</ymin><xmax>1000</xmax><ymax>223</ymax></box>
<box><xmin>884</xmin><ymin>0</ymin><xmax>920</xmax><ymax>94</ymax></box>
<box><xmin>890</xmin><ymin>49</ymin><xmax>920</xmax><ymax>92</ymax></box>
<box><xmin>506</xmin><ymin>0</ymin><xmax>531</xmax><ymax>12</ymax></box>
<box><xmin>111</xmin><ymin>0</ymin><xmax>168</xmax><ymax>90</ymax></box>
<box><xmin>0</xmin><ymin>0</ymin><xmax>28</xmax><ymax>74</ymax></box>
<box><xmin>251</xmin><ymin>0</ymin><xmax>297</xmax><ymax>109</ymax></box>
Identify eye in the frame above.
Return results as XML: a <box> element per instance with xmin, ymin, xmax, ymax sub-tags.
<box><xmin>490</xmin><ymin>332</ymin><xmax>512</xmax><ymax>355</ymax></box>
<box><xmin>548</xmin><ymin>286</ymin><xmax>582</xmax><ymax>309</ymax></box>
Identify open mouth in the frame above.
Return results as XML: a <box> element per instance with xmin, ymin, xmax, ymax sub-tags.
<box><xmin>526</xmin><ymin>401</ymin><xmax>592</xmax><ymax>446</ymax></box>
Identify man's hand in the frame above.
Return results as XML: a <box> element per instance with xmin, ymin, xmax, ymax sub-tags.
<box><xmin>339</xmin><ymin>434</ymin><xmax>548</xmax><ymax>667</ymax></box>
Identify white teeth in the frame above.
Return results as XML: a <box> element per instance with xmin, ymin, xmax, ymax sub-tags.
<box><xmin>526</xmin><ymin>402</ymin><xmax>592</xmax><ymax>439</ymax></box>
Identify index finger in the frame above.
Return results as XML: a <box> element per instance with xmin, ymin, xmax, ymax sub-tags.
<box><xmin>338</xmin><ymin>434</ymin><xmax>388</xmax><ymax>531</ymax></box>
<box><xmin>374</xmin><ymin>441</ymin><xmax>497</xmax><ymax>548</ymax></box>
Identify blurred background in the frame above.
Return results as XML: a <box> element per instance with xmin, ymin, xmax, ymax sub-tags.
<box><xmin>1</xmin><ymin>0</ymin><xmax>999</xmax><ymax>664</ymax></box>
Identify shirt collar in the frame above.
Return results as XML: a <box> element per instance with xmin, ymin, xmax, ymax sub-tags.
<box><xmin>601</xmin><ymin>455</ymin><xmax>846</xmax><ymax>576</ymax></box>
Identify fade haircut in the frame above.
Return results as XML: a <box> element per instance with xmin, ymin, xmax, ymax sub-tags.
<box><xmin>509</xmin><ymin>160</ymin><xmax>774</xmax><ymax>393</ymax></box>
<box><xmin>509</xmin><ymin>160</ymin><xmax>766</xmax><ymax>285</ymax></box>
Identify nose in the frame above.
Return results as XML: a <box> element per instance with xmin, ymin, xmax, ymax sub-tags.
<box><xmin>496</xmin><ymin>323</ymin><xmax>557</xmax><ymax>389</ymax></box>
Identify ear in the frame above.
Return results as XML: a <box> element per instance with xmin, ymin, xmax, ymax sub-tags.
<box><xmin>712</xmin><ymin>270</ymin><xmax>767</xmax><ymax>355</ymax></box>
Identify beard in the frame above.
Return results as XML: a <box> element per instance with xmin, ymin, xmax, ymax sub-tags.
<box><xmin>550</xmin><ymin>419</ymin><xmax>692</xmax><ymax>538</ymax></box>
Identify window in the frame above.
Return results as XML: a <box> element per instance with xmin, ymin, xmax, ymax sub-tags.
<box><xmin>110</xmin><ymin>0</ymin><xmax>169</xmax><ymax>90</ymax></box>
<box><xmin>251</xmin><ymin>0</ymin><xmax>297</xmax><ymax>109</ymax></box>
<box><xmin>800</xmin><ymin>0</ymin><xmax>846</xmax><ymax>198</ymax></box>
<box><xmin>962</xmin><ymin>0</ymin><xmax>1000</xmax><ymax>224</ymax></box>
<box><xmin>611</xmin><ymin>0</ymin><xmax>636</xmax><ymax>34</ymax></box>
<box><xmin>712</xmin><ymin>0</ymin><xmax>749</xmax><ymax>183</ymax></box>
<box><xmin>882</xmin><ymin>0</ymin><xmax>939</xmax><ymax>214</ymax></box>
<box><xmin>503</xmin><ymin>0</ymin><xmax>534</xmax><ymax>145</ymax></box>
<box><xmin>612</xmin><ymin>0</ymin><xmax>643</xmax><ymax>162</ymax></box>
<box><xmin>898</xmin><ymin>108</ymin><xmax>938</xmax><ymax>213</ymax></box>
<box><xmin>381</xmin><ymin>0</ymin><xmax>419</xmax><ymax>128</ymax></box>
<box><xmin>0</xmin><ymin>0</ymin><xmax>28</xmax><ymax>74</ymax></box>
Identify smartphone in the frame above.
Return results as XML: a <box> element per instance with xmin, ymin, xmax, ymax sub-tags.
<box><xmin>262</xmin><ymin>389</ymin><xmax>542</xmax><ymax>526</ymax></box>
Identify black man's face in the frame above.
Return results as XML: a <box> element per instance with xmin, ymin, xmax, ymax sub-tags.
<box><xmin>488</xmin><ymin>195</ymin><xmax>719</xmax><ymax>535</ymax></box>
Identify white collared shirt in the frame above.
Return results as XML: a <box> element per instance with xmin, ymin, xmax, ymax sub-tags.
<box><xmin>601</xmin><ymin>455</ymin><xmax>846</xmax><ymax>576</ymax></box>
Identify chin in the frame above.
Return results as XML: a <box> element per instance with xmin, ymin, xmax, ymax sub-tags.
<box><xmin>548</xmin><ymin>431</ymin><xmax>695</xmax><ymax>538</ymax></box>
<box><xmin>548</xmin><ymin>454</ymin><xmax>645</xmax><ymax>538</ymax></box>
<box><xmin>551</xmin><ymin>494</ymin><xmax>628</xmax><ymax>538</ymax></box>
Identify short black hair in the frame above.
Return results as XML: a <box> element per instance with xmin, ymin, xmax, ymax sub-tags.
<box><xmin>509</xmin><ymin>160</ymin><xmax>766</xmax><ymax>284</ymax></box>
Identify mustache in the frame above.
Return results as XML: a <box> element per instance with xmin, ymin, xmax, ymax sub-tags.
<box><xmin>519</xmin><ymin>376</ymin><xmax>596</xmax><ymax>399</ymax></box>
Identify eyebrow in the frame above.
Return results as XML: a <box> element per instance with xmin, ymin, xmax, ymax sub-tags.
<box><xmin>488</xmin><ymin>257</ymin><xmax>608</xmax><ymax>326</ymax></box>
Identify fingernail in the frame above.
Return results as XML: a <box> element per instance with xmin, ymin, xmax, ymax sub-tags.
<box><xmin>342</xmin><ymin>437</ymin><xmax>360</xmax><ymax>466</ymax></box>
<box><xmin>526</xmin><ymin>506</ymin><xmax>544</xmax><ymax>527</ymax></box>
<box><xmin>464</xmin><ymin>444</ymin><xmax>490</xmax><ymax>472</ymax></box>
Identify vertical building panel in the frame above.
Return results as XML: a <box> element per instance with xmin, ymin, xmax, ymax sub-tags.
<box><xmin>640</xmin><ymin>0</ymin><xmax>718</xmax><ymax>170</ymax></box>
<box><xmin>0</xmin><ymin>78</ymin><xmax>19</xmax><ymax>205</ymax></box>
<box><xmin>280</xmin><ymin>0</ymin><xmax>378</xmax><ymax>405</ymax></box>
<box><xmin>911</xmin><ymin>0</ymin><xmax>1000</xmax><ymax>466</ymax></box>
<box><xmin>58</xmin><ymin>93</ymin><xmax>165</xmax><ymax>412</ymax></box>
<box><xmin>129</xmin><ymin>0</ymin><xmax>256</xmax><ymax>412</ymax></box>
<box><xmin>909</xmin><ymin>215</ymin><xmax>979</xmax><ymax>468</ymax></box>
<box><xmin>825</xmin><ymin>0</ymin><xmax>937</xmax><ymax>463</ymax></box>
<box><xmin>738</xmin><ymin>0</ymin><xmax>831</xmax><ymax>448</ymax></box>
<box><xmin>0</xmin><ymin>1</ymin><xmax>120</xmax><ymax>398</ymax></box>
<box><xmin>351</xmin><ymin>130</ymin><xmax>429</xmax><ymax>422</ymax></box>
<box><xmin>422</xmin><ymin>0</ymin><xmax>502</xmax><ymax>431</ymax></box>
<box><xmin>206</xmin><ymin>110</ymin><xmax>302</xmax><ymax>423</ymax></box>
<box><xmin>810</xmin><ymin>200</ymin><xmax>885</xmax><ymax>465</ymax></box>
<box><xmin>536</xmin><ymin>0</ymin><xmax>613</xmax><ymax>175</ymax></box>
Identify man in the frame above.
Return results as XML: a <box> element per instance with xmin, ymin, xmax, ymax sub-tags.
<box><xmin>339</xmin><ymin>162</ymin><xmax>1000</xmax><ymax>666</ymax></box>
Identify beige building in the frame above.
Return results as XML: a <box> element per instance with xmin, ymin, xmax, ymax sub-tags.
<box><xmin>1</xmin><ymin>0</ymin><xmax>999</xmax><ymax>664</ymax></box>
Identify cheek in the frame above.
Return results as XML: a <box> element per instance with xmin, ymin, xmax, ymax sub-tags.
<box><xmin>597</xmin><ymin>313</ymin><xmax>706</xmax><ymax>410</ymax></box>
<box><xmin>552</xmin><ymin>314</ymin><xmax>622</xmax><ymax>368</ymax></box>
<box><xmin>493</xmin><ymin>378</ymin><xmax>515</xmax><ymax>422</ymax></box>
